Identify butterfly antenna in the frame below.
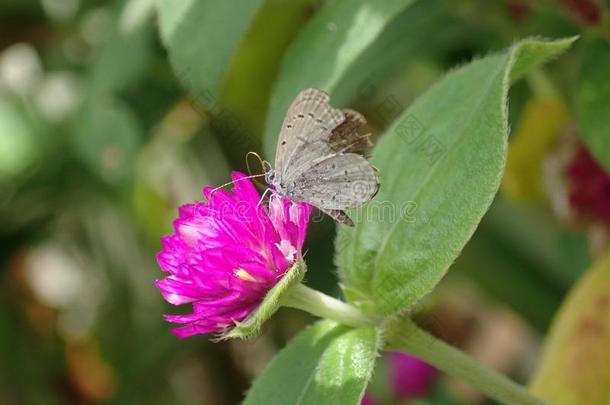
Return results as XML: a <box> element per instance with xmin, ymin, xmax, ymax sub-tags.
<box><xmin>246</xmin><ymin>151</ymin><xmax>267</xmax><ymax>175</ymax></box>
<box><xmin>208</xmin><ymin>173</ymin><xmax>266</xmax><ymax>197</ymax></box>
<box><xmin>246</xmin><ymin>151</ymin><xmax>269</xmax><ymax>189</ymax></box>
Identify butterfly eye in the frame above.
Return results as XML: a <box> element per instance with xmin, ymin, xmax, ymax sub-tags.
<box><xmin>265</xmin><ymin>169</ymin><xmax>276</xmax><ymax>184</ymax></box>
<box><xmin>262</xmin><ymin>160</ymin><xmax>272</xmax><ymax>172</ymax></box>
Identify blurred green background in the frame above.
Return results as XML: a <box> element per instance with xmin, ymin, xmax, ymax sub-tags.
<box><xmin>0</xmin><ymin>0</ymin><xmax>607</xmax><ymax>403</ymax></box>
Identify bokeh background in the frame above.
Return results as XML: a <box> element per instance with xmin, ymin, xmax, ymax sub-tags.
<box><xmin>1</xmin><ymin>0</ymin><xmax>608</xmax><ymax>404</ymax></box>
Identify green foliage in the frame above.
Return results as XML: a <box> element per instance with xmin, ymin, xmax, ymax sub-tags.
<box><xmin>156</xmin><ymin>0</ymin><xmax>264</xmax><ymax>107</ymax></box>
<box><xmin>263</xmin><ymin>0</ymin><xmax>416</xmax><ymax>158</ymax></box>
<box><xmin>72</xmin><ymin>99</ymin><xmax>142</xmax><ymax>184</ymax></box>
<box><xmin>0</xmin><ymin>0</ymin><xmax>604</xmax><ymax>402</ymax></box>
<box><xmin>0</xmin><ymin>99</ymin><xmax>40</xmax><ymax>179</ymax></box>
<box><xmin>87</xmin><ymin>16</ymin><xmax>152</xmax><ymax>98</ymax></box>
<box><xmin>337</xmin><ymin>37</ymin><xmax>577</xmax><ymax>316</ymax></box>
<box><xmin>220</xmin><ymin>0</ymin><xmax>313</xmax><ymax>138</ymax></box>
<box><xmin>70</xmin><ymin>5</ymin><xmax>152</xmax><ymax>184</ymax></box>
<box><xmin>330</xmin><ymin>0</ymin><xmax>465</xmax><ymax>107</ymax></box>
<box><xmin>576</xmin><ymin>36</ymin><xmax>610</xmax><ymax>171</ymax></box>
<box><xmin>451</xmin><ymin>197</ymin><xmax>587</xmax><ymax>331</ymax></box>
<box><xmin>244</xmin><ymin>320</ymin><xmax>378</xmax><ymax>405</ymax></box>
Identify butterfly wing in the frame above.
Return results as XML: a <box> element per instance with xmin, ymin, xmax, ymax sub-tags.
<box><xmin>286</xmin><ymin>153</ymin><xmax>379</xmax><ymax>210</ymax></box>
<box><xmin>319</xmin><ymin>208</ymin><xmax>355</xmax><ymax>227</ymax></box>
<box><xmin>329</xmin><ymin>109</ymin><xmax>372</xmax><ymax>154</ymax></box>
<box><xmin>274</xmin><ymin>88</ymin><xmax>344</xmax><ymax>177</ymax></box>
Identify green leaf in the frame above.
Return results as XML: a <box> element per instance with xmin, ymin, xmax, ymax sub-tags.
<box><xmin>244</xmin><ymin>320</ymin><xmax>378</xmax><ymax>405</ymax></box>
<box><xmin>331</xmin><ymin>0</ymin><xmax>467</xmax><ymax>107</ymax></box>
<box><xmin>263</xmin><ymin>0</ymin><xmax>417</xmax><ymax>158</ymax></box>
<box><xmin>220</xmin><ymin>0</ymin><xmax>312</xmax><ymax>137</ymax></box>
<box><xmin>576</xmin><ymin>36</ymin><xmax>610</xmax><ymax>171</ymax></box>
<box><xmin>156</xmin><ymin>0</ymin><xmax>264</xmax><ymax>106</ymax></box>
<box><xmin>530</xmin><ymin>250</ymin><xmax>610</xmax><ymax>404</ymax></box>
<box><xmin>88</xmin><ymin>2</ymin><xmax>153</xmax><ymax>98</ymax></box>
<box><xmin>336</xmin><ymin>37</ymin><xmax>577</xmax><ymax>317</ymax></box>
<box><xmin>223</xmin><ymin>261</ymin><xmax>306</xmax><ymax>340</ymax></box>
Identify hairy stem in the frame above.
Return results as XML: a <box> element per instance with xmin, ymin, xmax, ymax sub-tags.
<box><xmin>384</xmin><ymin>317</ymin><xmax>546</xmax><ymax>405</ymax></box>
<box><xmin>281</xmin><ymin>283</ymin><xmax>374</xmax><ymax>327</ymax></box>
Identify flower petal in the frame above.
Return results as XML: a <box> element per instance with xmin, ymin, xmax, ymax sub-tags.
<box><xmin>155</xmin><ymin>172</ymin><xmax>311</xmax><ymax>338</ymax></box>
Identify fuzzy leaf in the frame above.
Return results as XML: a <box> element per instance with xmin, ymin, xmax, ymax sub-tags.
<box><xmin>530</xmin><ymin>250</ymin><xmax>610</xmax><ymax>404</ymax></box>
<box><xmin>244</xmin><ymin>320</ymin><xmax>378</xmax><ymax>405</ymax></box>
<box><xmin>336</xmin><ymin>37</ymin><xmax>577</xmax><ymax>316</ymax></box>
<box><xmin>576</xmin><ymin>36</ymin><xmax>610</xmax><ymax>171</ymax></box>
<box><xmin>263</xmin><ymin>0</ymin><xmax>417</xmax><ymax>158</ymax></box>
<box><xmin>223</xmin><ymin>261</ymin><xmax>306</xmax><ymax>340</ymax></box>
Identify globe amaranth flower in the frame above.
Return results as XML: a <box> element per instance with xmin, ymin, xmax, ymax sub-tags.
<box><xmin>156</xmin><ymin>172</ymin><xmax>312</xmax><ymax>338</ymax></box>
<box><xmin>567</xmin><ymin>145</ymin><xmax>610</xmax><ymax>225</ymax></box>
<box><xmin>361</xmin><ymin>352</ymin><xmax>437</xmax><ymax>404</ymax></box>
<box><xmin>389</xmin><ymin>352</ymin><xmax>438</xmax><ymax>400</ymax></box>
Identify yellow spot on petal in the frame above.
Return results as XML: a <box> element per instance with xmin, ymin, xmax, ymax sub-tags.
<box><xmin>235</xmin><ymin>268</ymin><xmax>257</xmax><ymax>282</ymax></box>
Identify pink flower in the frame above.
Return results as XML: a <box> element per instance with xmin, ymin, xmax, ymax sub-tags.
<box><xmin>361</xmin><ymin>352</ymin><xmax>437</xmax><ymax>405</ymax></box>
<box><xmin>562</xmin><ymin>0</ymin><xmax>603</xmax><ymax>26</ymax></box>
<box><xmin>567</xmin><ymin>146</ymin><xmax>610</xmax><ymax>225</ymax></box>
<box><xmin>360</xmin><ymin>393</ymin><xmax>377</xmax><ymax>405</ymax></box>
<box><xmin>156</xmin><ymin>172</ymin><xmax>311</xmax><ymax>338</ymax></box>
<box><xmin>389</xmin><ymin>352</ymin><xmax>437</xmax><ymax>400</ymax></box>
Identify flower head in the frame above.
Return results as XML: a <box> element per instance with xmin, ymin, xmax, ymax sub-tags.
<box><xmin>567</xmin><ymin>145</ymin><xmax>610</xmax><ymax>225</ymax></box>
<box><xmin>156</xmin><ymin>172</ymin><xmax>311</xmax><ymax>338</ymax></box>
<box><xmin>360</xmin><ymin>352</ymin><xmax>437</xmax><ymax>404</ymax></box>
<box><xmin>389</xmin><ymin>352</ymin><xmax>437</xmax><ymax>400</ymax></box>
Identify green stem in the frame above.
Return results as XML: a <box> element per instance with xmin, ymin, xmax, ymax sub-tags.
<box><xmin>384</xmin><ymin>317</ymin><xmax>546</xmax><ymax>405</ymax></box>
<box><xmin>281</xmin><ymin>285</ymin><xmax>545</xmax><ymax>404</ymax></box>
<box><xmin>281</xmin><ymin>283</ymin><xmax>374</xmax><ymax>328</ymax></box>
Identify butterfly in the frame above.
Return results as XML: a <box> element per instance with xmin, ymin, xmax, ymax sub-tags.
<box><xmin>265</xmin><ymin>88</ymin><xmax>380</xmax><ymax>226</ymax></box>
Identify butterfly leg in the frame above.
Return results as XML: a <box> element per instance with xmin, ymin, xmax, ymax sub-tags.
<box><xmin>320</xmin><ymin>208</ymin><xmax>354</xmax><ymax>226</ymax></box>
<box><xmin>256</xmin><ymin>187</ymin><xmax>272</xmax><ymax>208</ymax></box>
